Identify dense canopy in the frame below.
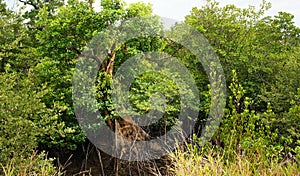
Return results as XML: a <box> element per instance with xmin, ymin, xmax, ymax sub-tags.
<box><xmin>0</xmin><ymin>0</ymin><xmax>299</xmax><ymax>175</ymax></box>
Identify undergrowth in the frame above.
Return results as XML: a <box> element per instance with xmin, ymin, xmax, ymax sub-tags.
<box><xmin>169</xmin><ymin>143</ymin><xmax>299</xmax><ymax>176</ymax></box>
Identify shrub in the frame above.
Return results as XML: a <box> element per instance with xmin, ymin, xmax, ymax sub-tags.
<box><xmin>0</xmin><ymin>72</ymin><xmax>67</xmax><ymax>174</ymax></box>
<box><xmin>1</xmin><ymin>151</ymin><xmax>60</xmax><ymax>176</ymax></box>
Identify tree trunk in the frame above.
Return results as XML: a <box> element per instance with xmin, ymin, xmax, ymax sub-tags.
<box><xmin>89</xmin><ymin>0</ymin><xmax>93</xmax><ymax>9</ymax></box>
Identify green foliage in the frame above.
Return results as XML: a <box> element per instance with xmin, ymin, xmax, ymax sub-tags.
<box><xmin>1</xmin><ymin>152</ymin><xmax>59</xmax><ymax>176</ymax></box>
<box><xmin>126</xmin><ymin>60</ymin><xmax>183</xmax><ymax>130</ymax></box>
<box><xmin>19</xmin><ymin>0</ymin><xmax>64</xmax><ymax>27</ymax></box>
<box><xmin>273</xmin><ymin>89</ymin><xmax>300</xmax><ymax>154</ymax></box>
<box><xmin>32</xmin><ymin>0</ymin><xmax>124</xmax><ymax>149</ymax></box>
<box><xmin>33</xmin><ymin>0</ymin><xmax>163</xmax><ymax>149</ymax></box>
<box><xmin>1</xmin><ymin>0</ymin><xmax>299</xmax><ymax>174</ymax></box>
<box><xmin>184</xmin><ymin>1</ymin><xmax>299</xmax><ymax>162</ymax></box>
<box><xmin>185</xmin><ymin>0</ymin><xmax>300</xmax><ymax>112</ymax></box>
<box><xmin>124</xmin><ymin>1</ymin><xmax>153</xmax><ymax>18</ymax></box>
<box><xmin>197</xmin><ymin>70</ymin><xmax>297</xmax><ymax>173</ymax></box>
<box><xmin>260</xmin><ymin>47</ymin><xmax>300</xmax><ymax>113</ymax></box>
<box><xmin>0</xmin><ymin>72</ymin><xmax>67</xmax><ymax>174</ymax></box>
<box><xmin>215</xmin><ymin>70</ymin><xmax>282</xmax><ymax>160</ymax></box>
<box><xmin>172</xmin><ymin>70</ymin><xmax>299</xmax><ymax>175</ymax></box>
<box><xmin>0</xmin><ymin>1</ymin><xmax>38</xmax><ymax>73</ymax></box>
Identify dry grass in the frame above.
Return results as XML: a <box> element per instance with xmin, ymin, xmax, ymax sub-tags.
<box><xmin>168</xmin><ymin>146</ymin><xmax>299</xmax><ymax>176</ymax></box>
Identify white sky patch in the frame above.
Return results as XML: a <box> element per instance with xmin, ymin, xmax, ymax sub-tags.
<box><xmin>123</xmin><ymin>0</ymin><xmax>300</xmax><ymax>26</ymax></box>
<box><xmin>4</xmin><ymin>0</ymin><xmax>300</xmax><ymax>26</ymax></box>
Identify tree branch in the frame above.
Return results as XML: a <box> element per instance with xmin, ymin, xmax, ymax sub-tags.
<box><xmin>67</xmin><ymin>45</ymin><xmax>102</xmax><ymax>68</ymax></box>
<box><xmin>18</xmin><ymin>0</ymin><xmax>39</xmax><ymax>10</ymax></box>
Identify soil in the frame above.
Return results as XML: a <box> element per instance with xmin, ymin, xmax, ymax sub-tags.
<box><xmin>55</xmin><ymin>141</ymin><xmax>173</xmax><ymax>176</ymax></box>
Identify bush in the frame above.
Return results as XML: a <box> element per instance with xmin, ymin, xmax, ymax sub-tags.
<box><xmin>0</xmin><ymin>72</ymin><xmax>67</xmax><ymax>174</ymax></box>
<box><xmin>169</xmin><ymin>70</ymin><xmax>300</xmax><ymax>175</ymax></box>
<box><xmin>1</xmin><ymin>152</ymin><xmax>60</xmax><ymax>176</ymax></box>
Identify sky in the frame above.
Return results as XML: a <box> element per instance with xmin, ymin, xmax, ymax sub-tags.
<box><xmin>121</xmin><ymin>0</ymin><xmax>300</xmax><ymax>26</ymax></box>
<box><xmin>5</xmin><ymin>0</ymin><xmax>300</xmax><ymax>26</ymax></box>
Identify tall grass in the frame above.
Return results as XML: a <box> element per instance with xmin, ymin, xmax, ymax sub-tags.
<box><xmin>169</xmin><ymin>144</ymin><xmax>299</xmax><ymax>176</ymax></box>
<box><xmin>0</xmin><ymin>151</ymin><xmax>63</xmax><ymax>176</ymax></box>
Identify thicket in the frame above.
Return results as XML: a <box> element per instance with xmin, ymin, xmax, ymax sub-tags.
<box><xmin>0</xmin><ymin>0</ymin><xmax>299</xmax><ymax>175</ymax></box>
